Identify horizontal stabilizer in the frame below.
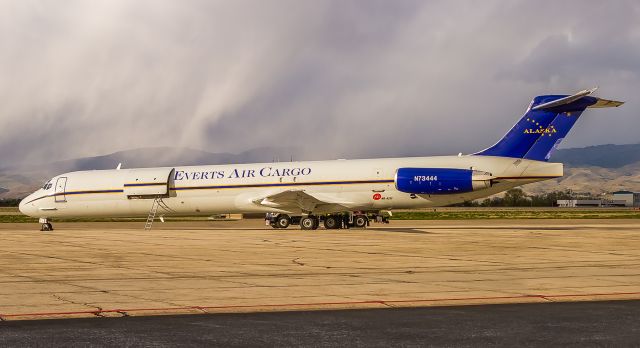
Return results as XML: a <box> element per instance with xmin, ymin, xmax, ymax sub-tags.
<box><xmin>532</xmin><ymin>88</ymin><xmax>596</xmax><ymax>110</ymax></box>
<box><xmin>532</xmin><ymin>87</ymin><xmax>624</xmax><ymax>110</ymax></box>
<box><xmin>588</xmin><ymin>98</ymin><xmax>624</xmax><ymax>108</ymax></box>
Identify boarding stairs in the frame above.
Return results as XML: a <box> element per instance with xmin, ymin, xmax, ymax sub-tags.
<box><xmin>144</xmin><ymin>197</ymin><xmax>161</xmax><ymax>230</ymax></box>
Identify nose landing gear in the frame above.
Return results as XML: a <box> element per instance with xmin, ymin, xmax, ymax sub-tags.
<box><xmin>39</xmin><ymin>218</ymin><xmax>54</xmax><ymax>231</ymax></box>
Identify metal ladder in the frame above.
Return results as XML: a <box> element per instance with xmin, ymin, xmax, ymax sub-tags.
<box><xmin>144</xmin><ymin>197</ymin><xmax>161</xmax><ymax>230</ymax></box>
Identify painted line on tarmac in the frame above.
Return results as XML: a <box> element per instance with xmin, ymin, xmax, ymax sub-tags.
<box><xmin>2</xmin><ymin>291</ymin><xmax>640</xmax><ymax>320</ymax></box>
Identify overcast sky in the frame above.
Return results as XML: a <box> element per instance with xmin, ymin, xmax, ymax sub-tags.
<box><xmin>1</xmin><ymin>0</ymin><xmax>638</xmax><ymax>165</ymax></box>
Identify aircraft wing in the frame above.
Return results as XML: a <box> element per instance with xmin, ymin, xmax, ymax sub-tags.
<box><xmin>252</xmin><ymin>190</ymin><xmax>355</xmax><ymax>213</ymax></box>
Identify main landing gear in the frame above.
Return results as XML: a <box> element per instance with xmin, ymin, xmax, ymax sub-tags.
<box><xmin>274</xmin><ymin>214</ymin><xmax>291</xmax><ymax>229</ymax></box>
<box><xmin>266</xmin><ymin>212</ymin><xmax>387</xmax><ymax>230</ymax></box>
<box><xmin>39</xmin><ymin>218</ymin><xmax>53</xmax><ymax>231</ymax></box>
<box><xmin>300</xmin><ymin>215</ymin><xmax>320</xmax><ymax>230</ymax></box>
<box><xmin>353</xmin><ymin>215</ymin><xmax>368</xmax><ymax>228</ymax></box>
<box><xmin>323</xmin><ymin>215</ymin><xmax>340</xmax><ymax>229</ymax></box>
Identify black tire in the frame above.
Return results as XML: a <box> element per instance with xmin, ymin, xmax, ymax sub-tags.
<box><xmin>311</xmin><ymin>216</ymin><xmax>319</xmax><ymax>230</ymax></box>
<box><xmin>300</xmin><ymin>216</ymin><xmax>315</xmax><ymax>230</ymax></box>
<box><xmin>354</xmin><ymin>215</ymin><xmax>367</xmax><ymax>228</ymax></box>
<box><xmin>275</xmin><ymin>214</ymin><xmax>291</xmax><ymax>229</ymax></box>
<box><xmin>41</xmin><ymin>223</ymin><xmax>51</xmax><ymax>231</ymax></box>
<box><xmin>324</xmin><ymin>216</ymin><xmax>340</xmax><ymax>229</ymax></box>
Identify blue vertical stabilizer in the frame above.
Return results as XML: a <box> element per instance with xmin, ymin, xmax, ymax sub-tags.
<box><xmin>474</xmin><ymin>88</ymin><xmax>622</xmax><ymax>161</ymax></box>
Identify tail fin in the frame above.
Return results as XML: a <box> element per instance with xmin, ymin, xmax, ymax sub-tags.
<box><xmin>475</xmin><ymin>88</ymin><xmax>623</xmax><ymax>161</ymax></box>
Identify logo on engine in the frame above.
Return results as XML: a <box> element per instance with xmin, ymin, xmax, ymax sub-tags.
<box><xmin>372</xmin><ymin>193</ymin><xmax>382</xmax><ymax>200</ymax></box>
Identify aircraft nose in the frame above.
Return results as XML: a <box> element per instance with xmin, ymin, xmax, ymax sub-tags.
<box><xmin>19</xmin><ymin>195</ymin><xmax>35</xmax><ymax>217</ymax></box>
<box><xmin>18</xmin><ymin>197</ymin><xmax>27</xmax><ymax>215</ymax></box>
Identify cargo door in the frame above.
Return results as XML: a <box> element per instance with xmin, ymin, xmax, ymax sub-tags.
<box><xmin>124</xmin><ymin>168</ymin><xmax>175</xmax><ymax>198</ymax></box>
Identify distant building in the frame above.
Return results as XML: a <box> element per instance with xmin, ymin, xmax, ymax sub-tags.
<box><xmin>556</xmin><ymin>199</ymin><xmax>627</xmax><ymax>208</ymax></box>
<box><xmin>557</xmin><ymin>200</ymin><xmax>602</xmax><ymax>207</ymax></box>
<box><xmin>608</xmin><ymin>191</ymin><xmax>640</xmax><ymax>207</ymax></box>
<box><xmin>557</xmin><ymin>191</ymin><xmax>640</xmax><ymax>208</ymax></box>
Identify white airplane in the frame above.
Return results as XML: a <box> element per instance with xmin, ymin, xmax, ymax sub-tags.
<box><xmin>20</xmin><ymin>88</ymin><xmax>623</xmax><ymax>231</ymax></box>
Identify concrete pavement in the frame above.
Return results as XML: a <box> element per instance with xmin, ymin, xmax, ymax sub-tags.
<box><xmin>0</xmin><ymin>219</ymin><xmax>639</xmax><ymax>320</ymax></box>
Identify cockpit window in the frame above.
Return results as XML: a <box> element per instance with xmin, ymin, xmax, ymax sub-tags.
<box><xmin>42</xmin><ymin>180</ymin><xmax>53</xmax><ymax>190</ymax></box>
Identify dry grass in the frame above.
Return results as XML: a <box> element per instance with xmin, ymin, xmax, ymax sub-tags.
<box><xmin>2</xmin><ymin>206</ymin><xmax>639</xmax><ymax>223</ymax></box>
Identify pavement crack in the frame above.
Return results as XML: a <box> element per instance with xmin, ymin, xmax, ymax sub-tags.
<box><xmin>52</xmin><ymin>293</ymin><xmax>103</xmax><ymax>314</ymax></box>
<box><xmin>380</xmin><ymin>301</ymin><xmax>395</xmax><ymax>308</ymax></box>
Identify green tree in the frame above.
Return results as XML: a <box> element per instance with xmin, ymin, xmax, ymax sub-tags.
<box><xmin>503</xmin><ymin>188</ymin><xmax>530</xmax><ymax>206</ymax></box>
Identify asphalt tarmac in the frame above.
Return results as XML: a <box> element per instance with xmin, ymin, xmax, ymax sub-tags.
<box><xmin>1</xmin><ymin>300</ymin><xmax>639</xmax><ymax>347</ymax></box>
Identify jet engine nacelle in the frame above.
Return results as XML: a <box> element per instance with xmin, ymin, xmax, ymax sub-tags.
<box><xmin>395</xmin><ymin>168</ymin><xmax>492</xmax><ymax>195</ymax></box>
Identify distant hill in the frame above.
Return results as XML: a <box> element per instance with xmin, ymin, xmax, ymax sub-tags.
<box><xmin>551</xmin><ymin>143</ymin><xmax>640</xmax><ymax>168</ymax></box>
<box><xmin>524</xmin><ymin>161</ymin><xmax>640</xmax><ymax>195</ymax></box>
<box><xmin>2</xmin><ymin>143</ymin><xmax>640</xmax><ymax>198</ymax></box>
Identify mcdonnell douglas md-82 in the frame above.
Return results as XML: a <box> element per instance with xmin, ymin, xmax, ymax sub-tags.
<box><xmin>20</xmin><ymin>88</ymin><xmax>623</xmax><ymax>231</ymax></box>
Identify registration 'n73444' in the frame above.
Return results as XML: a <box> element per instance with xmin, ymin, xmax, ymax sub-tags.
<box><xmin>413</xmin><ymin>175</ymin><xmax>438</xmax><ymax>182</ymax></box>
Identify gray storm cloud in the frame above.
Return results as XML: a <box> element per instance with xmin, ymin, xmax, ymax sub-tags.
<box><xmin>1</xmin><ymin>0</ymin><xmax>639</xmax><ymax>166</ymax></box>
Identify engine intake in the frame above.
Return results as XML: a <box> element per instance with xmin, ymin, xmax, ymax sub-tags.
<box><xmin>395</xmin><ymin>168</ymin><xmax>492</xmax><ymax>195</ymax></box>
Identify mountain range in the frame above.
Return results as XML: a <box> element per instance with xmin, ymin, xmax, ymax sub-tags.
<box><xmin>2</xmin><ymin>143</ymin><xmax>640</xmax><ymax>199</ymax></box>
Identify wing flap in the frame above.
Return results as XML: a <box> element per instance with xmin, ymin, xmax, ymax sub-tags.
<box><xmin>253</xmin><ymin>190</ymin><xmax>354</xmax><ymax>213</ymax></box>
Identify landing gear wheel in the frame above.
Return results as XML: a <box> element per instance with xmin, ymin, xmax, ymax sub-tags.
<box><xmin>300</xmin><ymin>216</ymin><xmax>319</xmax><ymax>230</ymax></box>
<box><xmin>275</xmin><ymin>214</ymin><xmax>291</xmax><ymax>229</ymax></box>
<box><xmin>41</xmin><ymin>223</ymin><xmax>53</xmax><ymax>231</ymax></box>
<box><xmin>354</xmin><ymin>215</ymin><xmax>367</xmax><ymax>228</ymax></box>
<box><xmin>324</xmin><ymin>216</ymin><xmax>340</xmax><ymax>229</ymax></box>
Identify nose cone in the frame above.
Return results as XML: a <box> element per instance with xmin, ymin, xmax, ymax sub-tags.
<box><xmin>19</xmin><ymin>195</ymin><xmax>36</xmax><ymax>217</ymax></box>
<box><xmin>19</xmin><ymin>197</ymin><xmax>28</xmax><ymax>215</ymax></box>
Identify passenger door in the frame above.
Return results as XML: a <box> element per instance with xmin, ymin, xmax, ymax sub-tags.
<box><xmin>54</xmin><ymin>177</ymin><xmax>67</xmax><ymax>203</ymax></box>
